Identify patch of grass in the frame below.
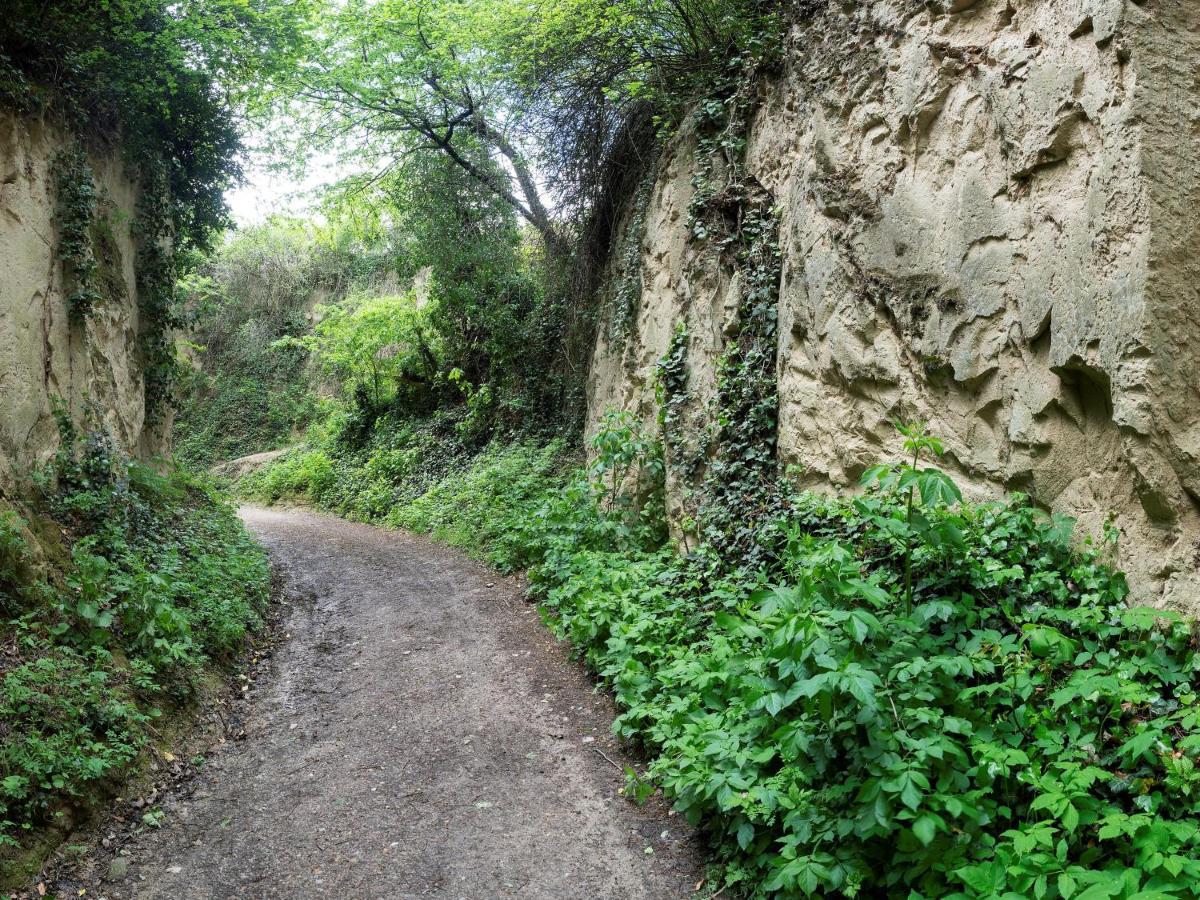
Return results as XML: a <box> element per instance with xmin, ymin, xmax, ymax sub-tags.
<box><xmin>241</xmin><ymin>420</ymin><xmax>571</xmax><ymax>573</ymax></box>
<box><xmin>385</xmin><ymin>440</ymin><xmax>569</xmax><ymax>571</ymax></box>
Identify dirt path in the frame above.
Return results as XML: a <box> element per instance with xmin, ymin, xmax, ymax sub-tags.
<box><xmin>84</xmin><ymin>506</ymin><xmax>703</xmax><ymax>898</ymax></box>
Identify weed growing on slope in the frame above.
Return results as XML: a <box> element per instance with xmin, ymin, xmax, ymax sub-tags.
<box><xmin>532</xmin><ymin>427</ymin><xmax>1200</xmax><ymax>898</ymax></box>
<box><xmin>0</xmin><ymin>414</ymin><xmax>268</xmax><ymax>873</ymax></box>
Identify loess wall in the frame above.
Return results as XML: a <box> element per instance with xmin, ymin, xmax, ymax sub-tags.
<box><xmin>587</xmin><ymin>0</ymin><xmax>1200</xmax><ymax>607</ymax></box>
<box><xmin>0</xmin><ymin>111</ymin><xmax>164</xmax><ymax>493</ymax></box>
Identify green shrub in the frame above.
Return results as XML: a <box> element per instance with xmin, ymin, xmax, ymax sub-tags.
<box><xmin>0</xmin><ymin>511</ymin><xmax>33</xmax><ymax>613</ymax></box>
<box><xmin>243</xmin><ymin>448</ymin><xmax>336</xmax><ymax>503</ymax></box>
<box><xmin>0</xmin><ymin>646</ymin><xmax>149</xmax><ymax>846</ymax></box>
<box><xmin>532</xmin><ymin>429</ymin><xmax>1200</xmax><ymax>899</ymax></box>
<box><xmin>1</xmin><ymin>416</ymin><xmax>269</xmax><ymax>860</ymax></box>
<box><xmin>242</xmin><ymin>409</ymin><xmax>1200</xmax><ymax>898</ymax></box>
<box><xmin>386</xmin><ymin>441</ymin><xmax>569</xmax><ymax>571</ymax></box>
<box><xmin>173</xmin><ymin>218</ymin><xmax>402</xmax><ymax>468</ymax></box>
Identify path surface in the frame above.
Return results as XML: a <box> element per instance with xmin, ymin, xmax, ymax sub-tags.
<box><xmin>89</xmin><ymin>506</ymin><xmax>702</xmax><ymax>898</ymax></box>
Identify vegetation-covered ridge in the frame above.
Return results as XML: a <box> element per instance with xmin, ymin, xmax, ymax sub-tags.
<box><xmin>0</xmin><ymin>413</ymin><xmax>269</xmax><ymax>887</ymax></box>
<box><xmin>1</xmin><ymin>0</ymin><xmax>305</xmax><ymax>248</ymax></box>
<box><xmin>175</xmin><ymin>2</ymin><xmax>1200</xmax><ymax>892</ymax></box>
<box><xmin>3</xmin><ymin>0</ymin><xmax>307</xmax><ymax>418</ymax></box>
<box><xmin>238</xmin><ymin>415</ymin><xmax>1200</xmax><ymax>899</ymax></box>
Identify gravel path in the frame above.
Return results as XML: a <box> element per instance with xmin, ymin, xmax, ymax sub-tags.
<box><xmin>87</xmin><ymin>505</ymin><xmax>703</xmax><ymax>899</ymax></box>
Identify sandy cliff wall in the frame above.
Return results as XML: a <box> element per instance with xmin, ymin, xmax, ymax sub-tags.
<box><xmin>0</xmin><ymin>111</ymin><xmax>164</xmax><ymax>492</ymax></box>
<box><xmin>587</xmin><ymin>0</ymin><xmax>1200</xmax><ymax>606</ymax></box>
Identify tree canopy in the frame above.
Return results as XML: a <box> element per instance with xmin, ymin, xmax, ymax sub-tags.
<box><xmin>1</xmin><ymin>0</ymin><xmax>311</xmax><ymax>248</ymax></box>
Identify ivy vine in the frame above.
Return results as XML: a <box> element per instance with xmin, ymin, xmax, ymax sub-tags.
<box><xmin>608</xmin><ymin>159</ymin><xmax>659</xmax><ymax>353</ymax></box>
<box><xmin>134</xmin><ymin>160</ymin><xmax>184</xmax><ymax>425</ymax></box>
<box><xmin>50</xmin><ymin>144</ymin><xmax>181</xmax><ymax>422</ymax></box>
<box><xmin>657</xmin><ymin>49</ymin><xmax>785</xmax><ymax>567</ymax></box>
<box><xmin>52</xmin><ymin>145</ymin><xmax>101</xmax><ymax>318</ymax></box>
<box><xmin>657</xmin><ymin>322</ymin><xmax>691</xmax><ymax>457</ymax></box>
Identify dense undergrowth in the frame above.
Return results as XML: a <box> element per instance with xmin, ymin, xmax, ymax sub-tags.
<box><xmin>173</xmin><ymin>220</ymin><xmax>404</xmax><ymax>468</ymax></box>
<box><xmin>0</xmin><ymin>414</ymin><xmax>268</xmax><ymax>884</ymax></box>
<box><xmin>242</xmin><ymin>418</ymin><xmax>1200</xmax><ymax>899</ymax></box>
<box><xmin>27</xmin><ymin>0</ymin><xmax>1189</xmax><ymax>893</ymax></box>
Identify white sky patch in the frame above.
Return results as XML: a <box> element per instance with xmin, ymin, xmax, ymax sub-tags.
<box><xmin>225</xmin><ymin>147</ymin><xmax>347</xmax><ymax>227</ymax></box>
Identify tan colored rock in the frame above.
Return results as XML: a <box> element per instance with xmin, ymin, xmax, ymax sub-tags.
<box><xmin>587</xmin><ymin>0</ymin><xmax>1200</xmax><ymax>608</ymax></box>
<box><xmin>0</xmin><ymin>111</ymin><xmax>165</xmax><ymax>493</ymax></box>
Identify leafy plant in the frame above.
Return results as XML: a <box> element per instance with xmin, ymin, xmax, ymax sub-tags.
<box><xmin>284</xmin><ymin>290</ymin><xmax>441</xmax><ymax>412</ymax></box>
<box><xmin>531</xmin><ymin>428</ymin><xmax>1200</xmax><ymax>898</ymax></box>
<box><xmin>52</xmin><ymin>145</ymin><xmax>101</xmax><ymax>318</ymax></box>
<box><xmin>588</xmin><ymin>410</ymin><xmax>666</xmax><ymax>542</ymax></box>
<box><xmin>0</xmin><ymin>511</ymin><xmax>34</xmax><ymax>613</ymax></box>
<box><xmin>1</xmin><ymin>413</ymin><xmax>269</xmax><ymax>868</ymax></box>
<box><xmin>859</xmin><ymin>422</ymin><xmax>963</xmax><ymax>612</ymax></box>
<box><xmin>240</xmin><ymin>396</ymin><xmax>1200</xmax><ymax>900</ymax></box>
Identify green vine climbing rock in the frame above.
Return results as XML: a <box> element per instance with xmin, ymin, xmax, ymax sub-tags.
<box><xmin>134</xmin><ymin>160</ymin><xmax>184</xmax><ymax>424</ymax></box>
<box><xmin>52</xmin><ymin>145</ymin><xmax>101</xmax><ymax>319</ymax></box>
<box><xmin>656</xmin><ymin>47</ymin><xmax>786</xmax><ymax>567</ymax></box>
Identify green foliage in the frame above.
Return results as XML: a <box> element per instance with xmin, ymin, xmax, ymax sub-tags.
<box><xmin>515</xmin><ymin>0</ymin><xmax>787</xmax><ymax>217</ymax></box>
<box><xmin>388</xmin><ymin>441</ymin><xmax>571</xmax><ymax>572</ymax></box>
<box><xmin>0</xmin><ymin>511</ymin><xmax>33</xmax><ymax>609</ymax></box>
<box><xmin>174</xmin><ymin>218</ymin><xmax>400</xmax><ymax>466</ymax></box>
<box><xmin>135</xmin><ymin>161</ymin><xmax>188</xmax><ymax>423</ymax></box>
<box><xmin>52</xmin><ymin>146</ymin><xmax>102</xmax><ymax>318</ymax></box>
<box><xmin>5</xmin><ymin>0</ymin><xmax>310</xmax><ymax>423</ymax></box>
<box><xmin>279</xmin><ymin>0</ymin><xmax>562</xmax><ymax>248</ymax></box>
<box><xmin>258</xmin><ymin>0</ymin><xmax>792</xmax><ymax>442</ymax></box>
<box><xmin>588</xmin><ymin>411</ymin><xmax>667</xmax><ymax>545</ymax></box>
<box><xmin>291</xmin><ymin>291</ymin><xmax>441</xmax><ymax>410</ymax></box>
<box><xmin>657</xmin><ymin>61</ymin><xmax>785</xmax><ymax>567</ymax></box>
<box><xmin>245</xmin><ymin>447</ymin><xmax>337</xmax><ymax>505</ymax></box>
<box><xmin>607</xmin><ymin>164</ymin><xmax>659</xmax><ymax>349</ymax></box>
<box><xmin>0</xmin><ymin>413</ymin><xmax>269</xmax><ymax>863</ymax></box>
<box><xmin>239</xmin><ymin>410</ymin><xmax>564</xmax><ymax>570</ymax></box>
<box><xmin>177</xmin><ymin>177</ymin><xmax>565</xmax><ymax>459</ymax></box>
<box><xmin>522</xmin><ymin>428</ymin><xmax>1200</xmax><ymax>898</ymax></box>
<box><xmin>657</xmin><ymin>323</ymin><xmax>692</xmax><ymax>450</ymax></box>
<box><xmin>0</xmin><ymin>646</ymin><xmax>149</xmax><ymax>850</ymax></box>
<box><xmin>1</xmin><ymin>0</ymin><xmax>309</xmax><ymax>253</ymax></box>
<box><xmin>240</xmin><ymin>351</ymin><xmax>1200</xmax><ymax>899</ymax></box>
<box><xmin>278</xmin><ymin>414</ymin><xmax>1199</xmax><ymax>899</ymax></box>
<box><xmin>342</xmin><ymin>152</ymin><xmax>563</xmax><ymax>437</ymax></box>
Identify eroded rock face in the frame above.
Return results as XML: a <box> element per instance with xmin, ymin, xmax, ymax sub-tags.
<box><xmin>587</xmin><ymin>0</ymin><xmax>1200</xmax><ymax>607</ymax></box>
<box><xmin>0</xmin><ymin>111</ymin><xmax>165</xmax><ymax>492</ymax></box>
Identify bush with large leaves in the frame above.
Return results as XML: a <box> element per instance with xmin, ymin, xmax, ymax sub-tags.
<box><xmin>535</xmin><ymin>429</ymin><xmax>1200</xmax><ymax>898</ymax></box>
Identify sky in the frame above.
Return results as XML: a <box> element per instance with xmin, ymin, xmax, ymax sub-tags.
<box><xmin>225</xmin><ymin>162</ymin><xmax>319</xmax><ymax>226</ymax></box>
<box><xmin>225</xmin><ymin>144</ymin><xmax>348</xmax><ymax>227</ymax></box>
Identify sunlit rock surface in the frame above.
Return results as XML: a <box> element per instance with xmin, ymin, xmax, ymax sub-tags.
<box><xmin>587</xmin><ymin>0</ymin><xmax>1200</xmax><ymax>607</ymax></box>
<box><xmin>0</xmin><ymin>111</ymin><xmax>166</xmax><ymax>491</ymax></box>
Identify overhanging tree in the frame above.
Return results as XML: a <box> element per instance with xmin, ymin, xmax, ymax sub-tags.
<box><xmin>284</xmin><ymin>0</ymin><xmax>568</xmax><ymax>254</ymax></box>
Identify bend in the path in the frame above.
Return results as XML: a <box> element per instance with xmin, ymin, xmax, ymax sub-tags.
<box><xmin>87</xmin><ymin>506</ymin><xmax>702</xmax><ymax>899</ymax></box>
